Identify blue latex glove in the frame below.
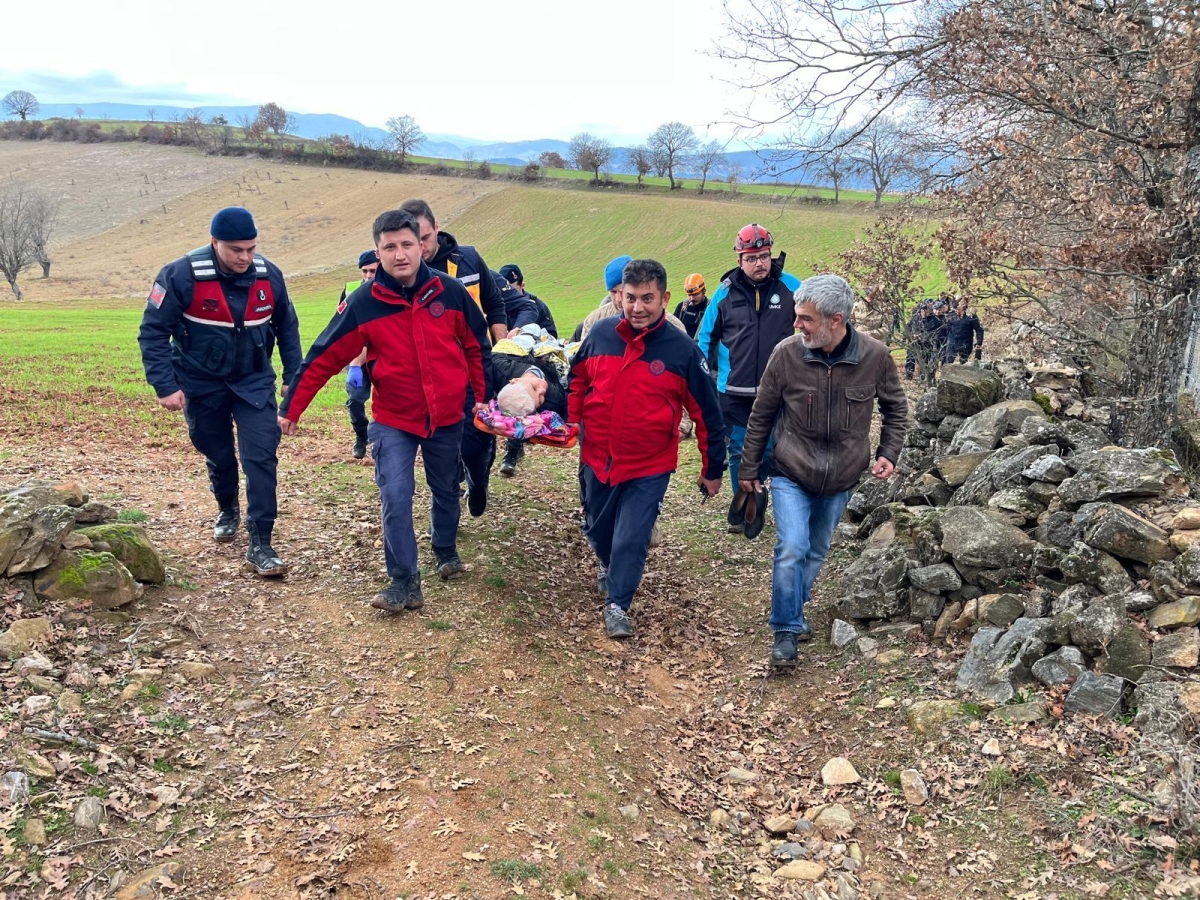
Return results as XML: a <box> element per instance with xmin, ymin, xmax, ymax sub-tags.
<box><xmin>347</xmin><ymin>365</ymin><xmax>364</xmax><ymax>389</ymax></box>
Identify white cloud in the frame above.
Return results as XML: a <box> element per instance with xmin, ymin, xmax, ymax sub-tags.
<box><xmin>0</xmin><ymin>0</ymin><xmax>758</xmax><ymax>144</ymax></box>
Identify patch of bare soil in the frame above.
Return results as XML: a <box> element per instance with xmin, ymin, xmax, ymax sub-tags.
<box><xmin>0</xmin><ymin>142</ymin><xmax>511</xmax><ymax>303</ymax></box>
<box><xmin>0</xmin><ymin>402</ymin><xmax>1193</xmax><ymax>899</ymax></box>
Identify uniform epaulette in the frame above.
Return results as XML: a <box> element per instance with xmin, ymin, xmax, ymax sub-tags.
<box><xmin>186</xmin><ymin>246</ymin><xmax>218</xmax><ymax>281</ymax></box>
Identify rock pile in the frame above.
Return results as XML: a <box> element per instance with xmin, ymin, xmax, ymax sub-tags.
<box><xmin>840</xmin><ymin>364</ymin><xmax>1198</xmax><ymax>738</ymax></box>
<box><xmin>0</xmin><ymin>481</ymin><xmax>164</xmax><ymax>651</ymax></box>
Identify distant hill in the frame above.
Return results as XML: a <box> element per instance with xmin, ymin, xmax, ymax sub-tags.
<box><xmin>31</xmin><ymin>101</ymin><xmax>859</xmax><ymax>187</ymax></box>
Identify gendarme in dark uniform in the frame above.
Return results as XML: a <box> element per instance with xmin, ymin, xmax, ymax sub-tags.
<box><xmin>137</xmin><ymin>207</ymin><xmax>301</xmax><ymax>577</ymax></box>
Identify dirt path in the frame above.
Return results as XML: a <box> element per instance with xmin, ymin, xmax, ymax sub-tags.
<box><xmin>0</xmin><ymin>411</ymin><xmax>1184</xmax><ymax>899</ymax></box>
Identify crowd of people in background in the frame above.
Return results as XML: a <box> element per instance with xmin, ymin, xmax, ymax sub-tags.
<box><xmin>139</xmin><ymin>205</ymin><xmax>935</xmax><ymax>666</ymax></box>
<box><xmin>903</xmin><ymin>291</ymin><xmax>985</xmax><ymax>384</ymax></box>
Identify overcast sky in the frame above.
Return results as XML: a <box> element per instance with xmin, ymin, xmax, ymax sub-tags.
<box><xmin>0</xmin><ymin>0</ymin><xmax>766</xmax><ymax>145</ymax></box>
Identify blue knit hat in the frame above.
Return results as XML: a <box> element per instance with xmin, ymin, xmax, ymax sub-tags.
<box><xmin>357</xmin><ymin>250</ymin><xmax>378</xmax><ymax>268</ymax></box>
<box><xmin>210</xmin><ymin>207</ymin><xmax>257</xmax><ymax>241</ymax></box>
<box><xmin>605</xmin><ymin>255</ymin><xmax>632</xmax><ymax>291</ymax></box>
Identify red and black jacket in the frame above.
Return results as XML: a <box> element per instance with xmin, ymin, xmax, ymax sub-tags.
<box><xmin>281</xmin><ymin>262</ymin><xmax>490</xmax><ymax>436</ymax></box>
<box><xmin>568</xmin><ymin>314</ymin><xmax>726</xmax><ymax>486</ymax></box>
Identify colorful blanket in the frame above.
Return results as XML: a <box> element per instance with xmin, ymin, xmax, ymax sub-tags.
<box><xmin>474</xmin><ymin>400</ymin><xmax>578</xmax><ymax>448</ymax></box>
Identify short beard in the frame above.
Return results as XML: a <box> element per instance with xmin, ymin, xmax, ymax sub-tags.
<box><xmin>799</xmin><ymin>323</ymin><xmax>833</xmax><ymax>349</ymax></box>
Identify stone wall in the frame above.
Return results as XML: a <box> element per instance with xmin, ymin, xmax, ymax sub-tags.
<box><xmin>840</xmin><ymin>363</ymin><xmax>1198</xmax><ymax>739</ymax></box>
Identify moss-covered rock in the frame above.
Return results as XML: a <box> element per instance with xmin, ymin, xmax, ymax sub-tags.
<box><xmin>76</xmin><ymin>524</ymin><xmax>164</xmax><ymax>584</ymax></box>
<box><xmin>34</xmin><ymin>551</ymin><xmax>138</xmax><ymax>610</ymax></box>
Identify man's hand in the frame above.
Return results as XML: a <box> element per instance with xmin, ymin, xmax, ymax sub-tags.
<box><xmin>347</xmin><ymin>365</ymin><xmax>364</xmax><ymax>390</ymax></box>
<box><xmin>157</xmin><ymin>390</ymin><xmax>186</xmax><ymax>412</ymax></box>
<box><xmin>698</xmin><ymin>475</ymin><xmax>722</xmax><ymax>499</ymax></box>
<box><xmin>738</xmin><ymin>479</ymin><xmax>764</xmax><ymax>495</ymax></box>
<box><xmin>472</xmin><ymin>402</ymin><xmax>486</xmax><ymax>416</ymax></box>
<box><xmin>279</xmin><ymin>416</ymin><xmax>298</xmax><ymax>436</ymax></box>
<box><xmin>870</xmin><ymin>456</ymin><xmax>895</xmax><ymax>479</ymax></box>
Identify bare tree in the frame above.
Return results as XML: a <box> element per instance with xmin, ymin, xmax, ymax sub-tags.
<box><xmin>385</xmin><ymin>115</ymin><xmax>425</xmax><ymax>165</ymax></box>
<box><xmin>719</xmin><ymin>0</ymin><xmax>1200</xmax><ymax>449</ymax></box>
<box><xmin>568</xmin><ymin>132</ymin><xmax>614</xmax><ymax>182</ymax></box>
<box><xmin>815</xmin><ymin>128</ymin><xmax>853</xmax><ymax>202</ymax></box>
<box><xmin>147</xmin><ymin>108</ymin><xmax>158</xmax><ymax>123</ymax></box>
<box><xmin>694</xmin><ymin>140</ymin><xmax>726</xmax><ymax>193</ymax></box>
<box><xmin>210</xmin><ymin>114</ymin><xmax>228</xmax><ymax>126</ymax></box>
<box><xmin>256</xmin><ymin>102</ymin><xmax>289</xmax><ymax>136</ymax></box>
<box><xmin>26</xmin><ymin>189</ymin><xmax>59</xmax><ymax>279</ymax></box>
<box><xmin>0</xmin><ymin>187</ymin><xmax>38</xmax><ymax>299</ymax></box>
<box><xmin>462</xmin><ymin>148</ymin><xmax>477</xmax><ymax>172</ymax></box>
<box><xmin>74</xmin><ymin>107</ymin><xmax>85</xmax><ymax>120</ymax></box>
<box><xmin>727</xmin><ymin>161</ymin><xmax>743</xmax><ymax>194</ymax></box>
<box><xmin>847</xmin><ymin>118</ymin><xmax>916</xmax><ymax>207</ymax></box>
<box><xmin>538</xmin><ymin>150</ymin><xmax>568</xmax><ymax>170</ymax></box>
<box><xmin>3</xmin><ymin>91</ymin><xmax>39</xmax><ymax>121</ymax></box>
<box><xmin>648</xmin><ymin>122</ymin><xmax>699</xmax><ymax>189</ymax></box>
<box><xmin>651</xmin><ymin>147</ymin><xmax>669</xmax><ymax>178</ymax></box>
<box><xmin>625</xmin><ymin>145</ymin><xmax>654</xmax><ymax>186</ymax></box>
<box><xmin>183</xmin><ymin>108</ymin><xmax>207</xmax><ymax>148</ymax></box>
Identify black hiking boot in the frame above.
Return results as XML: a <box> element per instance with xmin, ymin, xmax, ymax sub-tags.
<box><xmin>434</xmin><ymin>546</ymin><xmax>467</xmax><ymax>581</ymax></box>
<box><xmin>371</xmin><ymin>572</ymin><xmax>423</xmax><ymax>612</ymax></box>
<box><xmin>771</xmin><ymin>632</ymin><xmax>798</xmax><ymax>668</ymax></box>
<box><xmin>499</xmin><ymin>441</ymin><xmax>524</xmax><ymax>477</ymax></box>
<box><xmin>213</xmin><ymin>495</ymin><xmax>240</xmax><ymax>543</ymax></box>
<box><xmin>244</xmin><ymin>522</ymin><xmax>288</xmax><ymax>578</ymax></box>
<box><xmin>352</xmin><ymin>435</ymin><xmax>368</xmax><ymax>460</ymax></box>
<box><xmin>467</xmin><ymin>483</ymin><xmax>488</xmax><ymax>518</ymax></box>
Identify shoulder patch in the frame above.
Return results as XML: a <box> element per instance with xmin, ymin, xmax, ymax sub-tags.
<box><xmin>699</xmin><ymin>356</ymin><xmax>710</xmax><ymax>375</ymax></box>
<box><xmin>148</xmin><ymin>282</ymin><xmax>166</xmax><ymax>308</ymax></box>
<box><xmin>337</xmin><ymin>298</ymin><xmax>348</xmax><ymax>315</ymax></box>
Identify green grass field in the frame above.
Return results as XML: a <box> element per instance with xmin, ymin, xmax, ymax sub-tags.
<box><xmin>442</xmin><ymin>187</ymin><xmax>943</xmax><ymax>327</ymax></box>
<box><xmin>0</xmin><ymin>177</ymin><xmax>946</xmax><ymax>436</ymax></box>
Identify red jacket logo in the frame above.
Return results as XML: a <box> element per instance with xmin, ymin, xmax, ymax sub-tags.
<box><xmin>428</xmin><ymin>301</ymin><xmax>445</xmax><ymax>318</ymax></box>
<box><xmin>649</xmin><ymin>359</ymin><xmax>666</xmax><ymax>376</ymax></box>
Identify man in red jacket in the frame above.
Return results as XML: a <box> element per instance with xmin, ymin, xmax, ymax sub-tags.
<box><xmin>568</xmin><ymin>258</ymin><xmax>726</xmax><ymax>639</ymax></box>
<box><xmin>278</xmin><ymin>210</ymin><xmax>490</xmax><ymax>612</ymax></box>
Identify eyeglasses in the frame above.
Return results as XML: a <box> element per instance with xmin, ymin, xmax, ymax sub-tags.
<box><xmin>742</xmin><ymin>251</ymin><xmax>771</xmax><ymax>265</ymax></box>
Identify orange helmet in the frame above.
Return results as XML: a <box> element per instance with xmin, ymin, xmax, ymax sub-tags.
<box><xmin>684</xmin><ymin>273</ymin><xmax>706</xmax><ymax>296</ymax></box>
<box><xmin>735</xmin><ymin>223</ymin><xmax>773</xmax><ymax>254</ymax></box>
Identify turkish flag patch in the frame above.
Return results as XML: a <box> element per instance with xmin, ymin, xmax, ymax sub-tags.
<box><xmin>148</xmin><ymin>282</ymin><xmax>166</xmax><ymax>308</ymax></box>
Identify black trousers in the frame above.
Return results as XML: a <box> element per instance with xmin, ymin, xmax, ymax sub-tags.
<box><xmin>184</xmin><ymin>388</ymin><xmax>281</xmax><ymax>526</ymax></box>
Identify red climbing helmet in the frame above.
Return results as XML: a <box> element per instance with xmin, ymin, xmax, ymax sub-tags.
<box><xmin>735</xmin><ymin>223</ymin><xmax>773</xmax><ymax>254</ymax></box>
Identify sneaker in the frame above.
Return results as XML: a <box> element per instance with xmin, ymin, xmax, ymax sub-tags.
<box><xmin>649</xmin><ymin>523</ymin><xmax>662</xmax><ymax>548</ymax></box>
<box><xmin>467</xmin><ymin>484</ymin><xmax>488</xmax><ymax>517</ymax></box>
<box><xmin>435</xmin><ymin>549</ymin><xmax>467</xmax><ymax>581</ymax></box>
<box><xmin>771</xmin><ymin>632</ymin><xmax>798</xmax><ymax>668</ymax></box>
<box><xmin>596</xmin><ymin>565</ymin><xmax>609</xmax><ymax>599</ymax></box>
<box><xmin>352</xmin><ymin>436</ymin><xmax>367</xmax><ymax>460</ymax></box>
<box><xmin>603</xmin><ymin>603</ymin><xmax>633</xmax><ymax>639</ymax></box>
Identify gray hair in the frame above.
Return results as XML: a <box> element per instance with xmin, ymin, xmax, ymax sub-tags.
<box><xmin>796</xmin><ymin>274</ymin><xmax>854</xmax><ymax>321</ymax></box>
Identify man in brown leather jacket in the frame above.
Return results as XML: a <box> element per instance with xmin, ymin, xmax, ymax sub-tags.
<box><xmin>738</xmin><ymin>274</ymin><xmax>907</xmax><ymax>668</ymax></box>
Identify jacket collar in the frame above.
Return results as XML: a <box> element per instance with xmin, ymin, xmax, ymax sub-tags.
<box><xmin>371</xmin><ymin>260</ymin><xmax>438</xmax><ymax>304</ymax></box>
<box><xmin>803</xmin><ymin>323</ymin><xmax>861</xmax><ymax>366</ymax></box>
<box><xmin>433</xmin><ymin>231</ymin><xmax>459</xmax><ymax>265</ymax></box>
<box><xmin>616</xmin><ymin>312</ymin><xmax>667</xmax><ymax>343</ymax></box>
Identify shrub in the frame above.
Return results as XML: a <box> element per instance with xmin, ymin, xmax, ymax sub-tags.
<box><xmin>476</xmin><ymin>160</ymin><xmax>492</xmax><ymax>179</ymax></box>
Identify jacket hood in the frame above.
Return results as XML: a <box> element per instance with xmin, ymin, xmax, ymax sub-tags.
<box><xmin>433</xmin><ymin>231</ymin><xmax>460</xmax><ymax>264</ymax></box>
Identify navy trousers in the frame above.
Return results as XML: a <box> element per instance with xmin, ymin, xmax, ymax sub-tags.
<box><xmin>184</xmin><ymin>388</ymin><xmax>280</xmax><ymax>526</ymax></box>
<box><xmin>581</xmin><ymin>466</ymin><xmax>670</xmax><ymax>612</ymax></box>
<box><xmin>370</xmin><ymin>420</ymin><xmax>463</xmax><ymax>580</ymax></box>
<box><xmin>458</xmin><ymin>385</ymin><xmax>495</xmax><ymax>496</ymax></box>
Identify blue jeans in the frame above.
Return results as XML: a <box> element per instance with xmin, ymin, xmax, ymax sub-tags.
<box><xmin>769</xmin><ymin>475</ymin><xmax>853</xmax><ymax>634</ymax></box>
<box><xmin>728</xmin><ymin>424</ymin><xmax>772</xmax><ymax>489</ymax></box>
<box><xmin>581</xmin><ymin>467</ymin><xmax>670</xmax><ymax>611</ymax></box>
<box><xmin>369</xmin><ymin>420</ymin><xmax>463</xmax><ymax>579</ymax></box>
